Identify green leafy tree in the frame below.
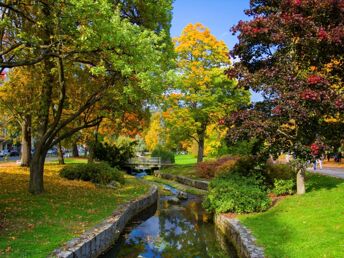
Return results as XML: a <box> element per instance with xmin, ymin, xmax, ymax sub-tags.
<box><xmin>0</xmin><ymin>1</ymin><xmax>173</xmax><ymax>194</ymax></box>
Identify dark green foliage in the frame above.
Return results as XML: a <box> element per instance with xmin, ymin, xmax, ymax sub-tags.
<box><xmin>93</xmin><ymin>141</ymin><xmax>135</xmax><ymax>168</ymax></box>
<box><xmin>265</xmin><ymin>163</ymin><xmax>296</xmax><ymax>185</ymax></box>
<box><xmin>272</xmin><ymin>179</ymin><xmax>295</xmax><ymax>196</ymax></box>
<box><xmin>151</xmin><ymin>147</ymin><xmax>175</xmax><ymax>164</ymax></box>
<box><xmin>204</xmin><ymin>173</ymin><xmax>271</xmax><ymax>214</ymax></box>
<box><xmin>226</xmin><ymin>155</ymin><xmax>265</xmax><ymax>179</ymax></box>
<box><xmin>226</xmin><ymin>140</ymin><xmax>257</xmax><ymax>156</ymax></box>
<box><xmin>60</xmin><ymin>163</ymin><xmax>124</xmax><ymax>185</ymax></box>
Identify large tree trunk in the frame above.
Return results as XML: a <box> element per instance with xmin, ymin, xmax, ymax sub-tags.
<box><xmin>197</xmin><ymin>136</ymin><xmax>205</xmax><ymax>163</ymax></box>
<box><xmin>21</xmin><ymin>115</ymin><xmax>32</xmax><ymax>167</ymax></box>
<box><xmin>88</xmin><ymin>144</ymin><xmax>95</xmax><ymax>163</ymax></box>
<box><xmin>57</xmin><ymin>142</ymin><xmax>64</xmax><ymax>165</ymax></box>
<box><xmin>196</xmin><ymin>124</ymin><xmax>207</xmax><ymax>163</ymax></box>
<box><xmin>88</xmin><ymin>122</ymin><xmax>100</xmax><ymax>163</ymax></box>
<box><xmin>29</xmin><ymin>146</ymin><xmax>47</xmax><ymax>194</ymax></box>
<box><xmin>72</xmin><ymin>142</ymin><xmax>79</xmax><ymax>157</ymax></box>
<box><xmin>296</xmin><ymin>168</ymin><xmax>306</xmax><ymax>194</ymax></box>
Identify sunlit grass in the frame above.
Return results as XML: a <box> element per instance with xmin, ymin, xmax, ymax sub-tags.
<box><xmin>175</xmin><ymin>154</ymin><xmax>197</xmax><ymax>165</ymax></box>
<box><xmin>239</xmin><ymin>173</ymin><xmax>344</xmax><ymax>257</ymax></box>
<box><xmin>0</xmin><ymin>164</ymin><xmax>149</xmax><ymax>257</ymax></box>
<box><xmin>47</xmin><ymin>157</ymin><xmax>88</xmax><ymax>164</ymax></box>
<box><xmin>145</xmin><ymin>175</ymin><xmax>207</xmax><ymax>195</ymax></box>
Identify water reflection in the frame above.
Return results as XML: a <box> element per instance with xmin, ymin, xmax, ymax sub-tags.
<box><xmin>102</xmin><ymin>195</ymin><xmax>237</xmax><ymax>258</ymax></box>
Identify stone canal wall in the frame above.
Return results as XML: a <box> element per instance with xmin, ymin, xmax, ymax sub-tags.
<box><xmin>215</xmin><ymin>214</ymin><xmax>265</xmax><ymax>258</ymax></box>
<box><xmin>154</xmin><ymin>171</ymin><xmax>209</xmax><ymax>190</ymax></box>
<box><xmin>50</xmin><ymin>186</ymin><xmax>158</xmax><ymax>258</ymax></box>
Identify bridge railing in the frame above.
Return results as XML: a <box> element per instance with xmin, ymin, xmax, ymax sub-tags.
<box><xmin>127</xmin><ymin>157</ymin><xmax>161</xmax><ymax>167</ymax></box>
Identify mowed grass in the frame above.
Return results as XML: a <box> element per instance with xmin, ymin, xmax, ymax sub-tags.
<box><xmin>0</xmin><ymin>164</ymin><xmax>149</xmax><ymax>257</ymax></box>
<box><xmin>175</xmin><ymin>154</ymin><xmax>197</xmax><ymax>165</ymax></box>
<box><xmin>47</xmin><ymin>157</ymin><xmax>88</xmax><ymax>164</ymax></box>
<box><xmin>239</xmin><ymin>173</ymin><xmax>344</xmax><ymax>258</ymax></box>
<box><xmin>160</xmin><ymin>154</ymin><xmax>203</xmax><ymax>180</ymax></box>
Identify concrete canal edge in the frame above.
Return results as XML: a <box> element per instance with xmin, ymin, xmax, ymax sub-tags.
<box><xmin>49</xmin><ymin>185</ymin><xmax>159</xmax><ymax>258</ymax></box>
<box><xmin>214</xmin><ymin>214</ymin><xmax>265</xmax><ymax>258</ymax></box>
<box><xmin>154</xmin><ymin>171</ymin><xmax>209</xmax><ymax>190</ymax></box>
<box><xmin>154</xmin><ymin>172</ymin><xmax>263</xmax><ymax>257</ymax></box>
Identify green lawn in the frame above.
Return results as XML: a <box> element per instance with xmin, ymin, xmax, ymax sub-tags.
<box><xmin>0</xmin><ymin>165</ymin><xmax>149</xmax><ymax>257</ymax></box>
<box><xmin>47</xmin><ymin>157</ymin><xmax>88</xmax><ymax>164</ymax></box>
<box><xmin>160</xmin><ymin>154</ymin><xmax>206</xmax><ymax>180</ymax></box>
<box><xmin>160</xmin><ymin>164</ymin><xmax>201</xmax><ymax>179</ymax></box>
<box><xmin>175</xmin><ymin>154</ymin><xmax>197</xmax><ymax>165</ymax></box>
<box><xmin>239</xmin><ymin>173</ymin><xmax>344</xmax><ymax>258</ymax></box>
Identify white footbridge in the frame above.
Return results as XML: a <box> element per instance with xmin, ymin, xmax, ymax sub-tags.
<box><xmin>127</xmin><ymin>157</ymin><xmax>162</xmax><ymax>171</ymax></box>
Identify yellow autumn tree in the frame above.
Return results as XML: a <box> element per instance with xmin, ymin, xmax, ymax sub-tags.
<box><xmin>165</xmin><ymin>23</ymin><xmax>249</xmax><ymax>162</ymax></box>
<box><xmin>144</xmin><ymin>112</ymin><xmax>171</xmax><ymax>151</ymax></box>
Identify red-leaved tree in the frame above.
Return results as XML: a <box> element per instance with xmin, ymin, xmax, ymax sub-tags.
<box><xmin>226</xmin><ymin>0</ymin><xmax>344</xmax><ymax>194</ymax></box>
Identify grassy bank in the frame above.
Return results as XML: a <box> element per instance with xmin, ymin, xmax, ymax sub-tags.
<box><xmin>145</xmin><ymin>175</ymin><xmax>207</xmax><ymax>195</ymax></box>
<box><xmin>161</xmin><ymin>154</ymin><xmax>203</xmax><ymax>180</ymax></box>
<box><xmin>239</xmin><ymin>173</ymin><xmax>344</xmax><ymax>257</ymax></box>
<box><xmin>0</xmin><ymin>164</ymin><xmax>149</xmax><ymax>257</ymax></box>
<box><xmin>160</xmin><ymin>164</ymin><xmax>201</xmax><ymax>179</ymax></box>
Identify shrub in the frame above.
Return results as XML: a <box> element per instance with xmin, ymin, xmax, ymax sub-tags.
<box><xmin>264</xmin><ymin>163</ymin><xmax>296</xmax><ymax>186</ymax></box>
<box><xmin>196</xmin><ymin>155</ymin><xmax>238</xmax><ymax>179</ymax></box>
<box><xmin>151</xmin><ymin>147</ymin><xmax>175</xmax><ymax>164</ymax></box>
<box><xmin>203</xmin><ymin>173</ymin><xmax>271</xmax><ymax>214</ymax></box>
<box><xmin>224</xmin><ymin>155</ymin><xmax>263</xmax><ymax>178</ymax></box>
<box><xmin>272</xmin><ymin>179</ymin><xmax>295</xmax><ymax>196</ymax></box>
<box><xmin>60</xmin><ymin>162</ymin><xmax>124</xmax><ymax>185</ymax></box>
<box><xmin>226</xmin><ymin>139</ymin><xmax>263</xmax><ymax>156</ymax></box>
<box><xmin>196</xmin><ymin>160</ymin><xmax>218</xmax><ymax>178</ymax></box>
<box><xmin>215</xmin><ymin>159</ymin><xmax>236</xmax><ymax>175</ymax></box>
<box><xmin>93</xmin><ymin>140</ymin><xmax>136</xmax><ymax>168</ymax></box>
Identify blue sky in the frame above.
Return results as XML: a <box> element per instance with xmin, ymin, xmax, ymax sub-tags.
<box><xmin>171</xmin><ymin>0</ymin><xmax>262</xmax><ymax>102</ymax></box>
<box><xmin>171</xmin><ymin>0</ymin><xmax>250</xmax><ymax>50</ymax></box>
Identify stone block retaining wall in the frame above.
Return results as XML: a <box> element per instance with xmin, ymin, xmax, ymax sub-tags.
<box><xmin>50</xmin><ymin>186</ymin><xmax>158</xmax><ymax>258</ymax></box>
<box><xmin>215</xmin><ymin>214</ymin><xmax>264</xmax><ymax>258</ymax></box>
<box><xmin>154</xmin><ymin>171</ymin><xmax>209</xmax><ymax>190</ymax></box>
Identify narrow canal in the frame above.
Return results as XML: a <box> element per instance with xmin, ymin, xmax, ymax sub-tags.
<box><xmin>101</xmin><ymin>184</ymin><xmax>238</xmax><ymax>258</ymax></box>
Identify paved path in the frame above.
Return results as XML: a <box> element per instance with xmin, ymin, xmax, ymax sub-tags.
<box><xmin>308</xmin><ymin>167</ymin><xmax>344</xmax><ymax>179</ymax></box>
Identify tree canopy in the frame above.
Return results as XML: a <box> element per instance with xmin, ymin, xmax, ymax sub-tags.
<box><xmin>226</xmin><ymin>0</ymin><xmax>344</xmax><ymax>194</ymax></box>
<box><xmin>0</xmin><ymin>0</ymin><xmax>173</xmax><ymax>194</ymax></box>
<box><xmin>165</xmin><ymin>23</ymin><xmax>249</xmax><ymax>162</ymax></box>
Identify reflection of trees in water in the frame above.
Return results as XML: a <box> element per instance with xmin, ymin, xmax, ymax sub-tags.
<box><xmin>114</xmin><ymin>198</ymin><xmax>235</xmax><ymax>258</ymax></box>
<box><xmin>156</xmin><ymin>199</ymin><xmax>232</xmax><ymax>257</ymax></box>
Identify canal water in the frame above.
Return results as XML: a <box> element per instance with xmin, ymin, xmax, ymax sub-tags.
<box><xmin>101</xmin><ymin>185</ymin><xmax>238</xmax><ymax>258</ymax></box>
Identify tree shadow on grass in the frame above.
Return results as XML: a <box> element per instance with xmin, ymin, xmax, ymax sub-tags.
<box><xmin>305</xmin><ymin>172</ymin><xmax>344</xmax><ymax>192</ymax></box>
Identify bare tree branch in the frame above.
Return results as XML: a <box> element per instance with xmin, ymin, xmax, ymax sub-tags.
<box><xmin>50</xmin><ymin>117</ymin><xmax>103</xmax><ymax>147</ymax></box>
<box><xmin>0</xmin><ymin>3</ymin><xmax>36</xmax><ymax>23</ymax></box>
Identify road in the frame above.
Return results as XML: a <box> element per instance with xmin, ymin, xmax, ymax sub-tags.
<box><xmin>309</xmin><ymin>167</ymin><xmax>344</xmax><ymax>179</ymax></box>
